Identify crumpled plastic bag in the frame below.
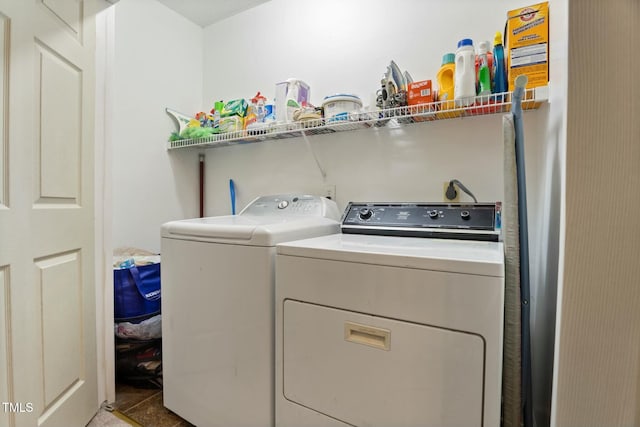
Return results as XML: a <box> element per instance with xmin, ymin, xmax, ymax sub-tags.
<box><xmin>115</xmin><ymin>314</ymin><xmax>162</xmax><ymax>340</ymax></box>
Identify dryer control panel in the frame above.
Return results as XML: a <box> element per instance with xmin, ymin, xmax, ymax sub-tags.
<box><xmin>341</xmin><ymin>202</ymin><xmax>501</xmax><ymax>241</ymax></box>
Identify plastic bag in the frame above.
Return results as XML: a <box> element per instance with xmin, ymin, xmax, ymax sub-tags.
<box><xmin>115</xmin><ymin>314</ymin><xmax>162</xmax><ymax>340</ymax></box>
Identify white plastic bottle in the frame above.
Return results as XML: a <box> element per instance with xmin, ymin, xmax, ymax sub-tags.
<box><xmin>454</xmin><ymin>38</ymin><xmax>476</xmax><ymax>107</ymax></box>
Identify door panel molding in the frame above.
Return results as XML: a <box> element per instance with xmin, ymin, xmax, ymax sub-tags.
<box><xmin>0</xmin><ymin>265</ymin><xmax>15</xmax><ymax>427</ymax></box>
<box><xmin>34</xmin><ymin>39</ymin><xmax>82</xmax><ymax>206</ymax></box>
<box><xmin>34</xmin><ymin>251</ymin><xmax>83</xmax><ymax>408</ymax></box>
<box><xmin>0</xmin><ymin>13</ymin><xmax>8</xmax><ymax>208</ymax></box>
<box><xmin>39</xmin><ymin>0</ymin><xmax>82</xmax><ymax>42</ymax></box>
<box><xmin>38</xmin><ymin>380</ymin><xmax>84</xmax><ymax>425</ymax></box>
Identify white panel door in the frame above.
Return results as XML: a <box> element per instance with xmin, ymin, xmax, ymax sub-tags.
<box><xmin>0</xmin><ymin>1</ymin><xmax>98</xmax><ymax>426</ymax></box>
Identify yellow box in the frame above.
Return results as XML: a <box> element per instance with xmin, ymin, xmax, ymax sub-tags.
<box><xmin>507</xmin><ymin>2</ymin><xmax>549</xmax><ymax>91</ymax></box>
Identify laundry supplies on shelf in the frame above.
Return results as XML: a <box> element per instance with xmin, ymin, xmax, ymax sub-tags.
<box><xmin>167</xmin><ymin>86</ymin><xmax>548</xmax><ymax>150</ymax></box>
<box><xmin>454</xmin><ymin>38</ymin><xmax>476</xmax><ymax>107</ymax></box>
<box><xmin>492</xmin><ymin>32</ymin><xmax>508</xmax><ymax>100</ymax></box>
<box><xmin>322</xmin><ymin>94</ymin><xmax>363</xmax><ymax>122</ymax></box>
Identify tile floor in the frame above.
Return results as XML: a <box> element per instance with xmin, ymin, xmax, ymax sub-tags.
<box><xmin>86</xmin><ymin>408</ymin><xmax>136</xmax><ymax>427</ymax></box>
<box><xmin>114</xmin><ymin>382</ymin><xmax>194</xmax><ymax>427</ymax></box>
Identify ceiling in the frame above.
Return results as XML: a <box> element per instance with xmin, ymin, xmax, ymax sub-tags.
<box><xmin>155</xmin><ymin>0</ymin><xmax>270</xmax><ymax>27</ymax></box>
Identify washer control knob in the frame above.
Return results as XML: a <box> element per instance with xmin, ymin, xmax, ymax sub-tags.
<box><xmin>358</xmin><ymin>208</ymin><xmax>373</xmax><ymax>220</ymax></box>
<box><xmin>460</xmin><ymin>210</ymin><xmax>470</xmax><ymax>220</ymax></box>
<box><xmin>277</xmin><ymin>200</ymin><xmax>289</xmax><ymax>209</ymax></box>
<box><xmin>428</xmin><ymin>209</ymin><xmax>439</xmax><ymax>219</ymax></box>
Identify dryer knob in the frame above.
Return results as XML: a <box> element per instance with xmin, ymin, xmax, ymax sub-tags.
<box><xmin>278</xmin><ymin>200</ymin><xmax>289</xmax><ymax>209</ymax></box>
<box><xmin>461</xmin><ymin>210</ymin><xmax>471</xmax><ymax>220</ymax></box>
<box><xmin>358</xmin><ymin>208</ymin><xmax>373</xmax><ymax>220</ymax></box>
<box><xmin>428</xmin><ymin>209</ymin><xmax>439</xmax><ymax>219</ymax></box>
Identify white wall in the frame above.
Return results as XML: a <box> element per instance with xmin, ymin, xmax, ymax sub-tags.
<box><xmin>111</xmin><ymin>0</ymin><xmax>203</xmax><ymax>253</ymax></box>
<box><xmin>200</xmin><ymin>1</ymin><xmax>558</xmax><ymax>425</ymax></box>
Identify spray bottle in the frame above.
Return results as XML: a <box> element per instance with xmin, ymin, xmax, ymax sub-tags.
<box><xmin>477</xmin><ymin>41</ymin><xmax>492</xmax><ymax>97</ymax></box>
<box><xmin>245</xmin><ymin>92</ymin><xmax>267</xmax><ymax>129</ymax></box>
<box><xmin>253</xmin><ymin>92</ymin><xmax>267</xmax><ymax>122</ymax></box>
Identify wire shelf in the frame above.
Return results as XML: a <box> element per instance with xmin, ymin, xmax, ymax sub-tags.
<box><xmin>167</xmin><ymin>86</ymin><xmax>548</xmax><ymax>150</ymax></box>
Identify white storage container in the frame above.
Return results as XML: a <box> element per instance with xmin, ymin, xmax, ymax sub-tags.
<box><xmin>322</xmin><ymin>94</ymin><xmax>362</xmax><ymax>122</ymax></box>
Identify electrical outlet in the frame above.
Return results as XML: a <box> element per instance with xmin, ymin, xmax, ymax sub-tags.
<box><xmin>443</xmin><ymin>181</ymin><xmax>460</xmax><ymax>202</ymax></box>
<box><xmin>323</xmin><ymin>184</ymin><xmax>336</xmax><ymax>200</ymax></box>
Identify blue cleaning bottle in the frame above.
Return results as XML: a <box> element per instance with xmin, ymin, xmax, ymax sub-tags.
<box><xmin>492</xmin><ymin>31</ymin><xmax>508</xmax><ymax>101</ymax></box>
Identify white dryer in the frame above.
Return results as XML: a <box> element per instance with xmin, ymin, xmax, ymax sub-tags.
<box><xmin>161</xmin><ymin>195</ymin><xmax>340</xmax><ymax>427</ymax></box>
<box><xmin>275</xmin><ymin>202</ymin><xmax>505</xmax><ymax>427</ymax></box>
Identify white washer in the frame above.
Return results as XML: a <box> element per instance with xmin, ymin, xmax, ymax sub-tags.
<box><xmin>275</xmin><ymin>203</ymin><xmax>505</xmax><ymax>427</ymax></box>
<box><xmin>161</xmin><ymin>195</ymin><xmax>340</xmax><ymax>427</ymax></box>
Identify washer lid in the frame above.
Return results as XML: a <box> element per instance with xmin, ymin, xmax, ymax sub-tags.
<box><xmin>162</xmin><ymin>216</ymin><xmax>339</xmax><ymax>246</ymax></box>
<box><xmin>277</xmin><ymin>233</ymin><xmax>504</xmax><ymax>277</ymax></box>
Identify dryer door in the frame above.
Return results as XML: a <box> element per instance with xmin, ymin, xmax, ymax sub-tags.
<box><xmin>283</xmin><ymin>300</ymin><xmax>484</xmax><ymax>427</ymax></box>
